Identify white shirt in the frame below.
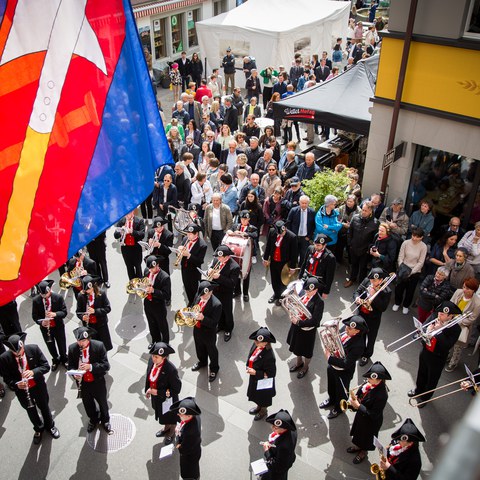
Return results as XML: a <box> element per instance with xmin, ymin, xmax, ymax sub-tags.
<box><xmin>211</xmin><ymin>207</ymin><xmax>222</xmax><ymax>230</ymax></box>
<box><xmin>226</xmin><ymin>151</ymin><xmax>238</xmax><ymax>174</ymax></box>
<box><xmin>298</xmin><ymin>208</ymin><xmax>308</xmax><ymax>236</ymax></box>
<box><xmin>191</xmin><ymin>180</ymin><xmax>213</xmax><ymax>205</ymax></box>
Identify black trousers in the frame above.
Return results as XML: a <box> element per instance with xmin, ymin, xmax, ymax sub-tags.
<box><xmin>121</xmin><ymin>244</ymin><xmax>143</xmax><ymax>280</ymax></box>
<box><xmin>88</xmin><ymin>247</ymin><xmax>109</xmax><ymax>283</ymax></box>
<box><xmin>270</xmin><ymin>261</ymin><xmax>287</xmax><ymax>299</ymax></box>
<box><xmin>17</xmin><ymin>384</ymin><xmax>54</xmax><ymax>432</ymax></box>
<box><xmin>180</xmin><ymin>452</ymin><xmax>201</xmax><ymax>480</ymax></box>
<box><xmin>415</xmin><ymin>349</ymin><xmax>446</xmax><ymax>401</ymax></box>
<box><xmin>360</xmin><ymin>314</ymin><xmax>381</xmax><ymax>359</ymax></box>
<box><xmin>194</xmin><ymin>328</ymin><xmax>219</xmax><ymax>372</ymax></box>
<box><xmin>217</xmin><ymin>289</ymin><xmax>234</xmax><ymax>332</ymax></box>
<box><xmin>234</xmin><ymin>272</ymin><xmax>250</xmax><ymax>296</ymax></box>
<box><xmin>81</xmin><ymin>377</ymin><xmax>110</xmax><ymax>424</ymax></box>
<box><xmin>144</xmin><ymin>300</ymin><xmax>169</xmax><ymax>343</ymax></box>
<box><xmin>210</xmin><ymin>229</ymin><xmax>225</xmax><ymax>252</ymax></box>
<box><xmin>335</xmin><ymin>230</ymin><xmax>348</xmax><ymax>263</ymax></box>
<box><xmin>263</xmin><ymin>87</ymin><xmax>273</xmax><ymax>109</ymax></box>
<box><xmin>182</xmin><ymin>267</ymin><xmax>201</xmax><ymax>305</ymax></box>
<box><xmin>297</xmin><ymin>236</ymin><xmax>310</xmax><ymax>268</ymax></box>
<box><xmin>140</xmin><ymin>193</ymin><xmax>154</xmax><ymax>220</ymax></box>
<box><xmin>394</xmin><ymin>274</ymin><xmax>421</xmax><ymax>308</ymax></box>
<box><xmin>349</xmin><ymin>250</ymin><xmax>369</xmax><ymax>283</ymax></box>
<box><xmin>327</xmin><ymin>365</ymin><xmax>352</xmax><ymax>409</ymax></box>
<box><xmin>40</xmin><ymin>325</ymin><xmax>67</xmax><ymax>364</ymax></box>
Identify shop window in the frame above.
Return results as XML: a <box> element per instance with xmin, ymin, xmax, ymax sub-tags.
<box><xmin>171</xmin><ymin>13</ymin><xmax>184</xmax><ymax>55</ymax></box>
<box><xmin>139</xmin><ymin>26</ymin><xmax>152</xmax><ymax>56</ymax></box>
<box><xmin>465</xmin><ymin>0</ymin><xmax>480</xmax><ymax>36</ymax></box>
<box><xmin>187</xmin><ymin>9</ymin><xmax>199</xmax><ymax>48</ymax></box>
<box><xmin>153</xmin><ymin>18</ymin><xmax>167</xmax><ymax>59</ymax></box>
<box><xmin>407</xmin><ymin>145</ymin><xmax>480</xmax><ymax>234</ymax></box>
<box><xmin>214</xmin><ymin>0</ymin><xmax>228</xmax><ymax>15</ymax></box>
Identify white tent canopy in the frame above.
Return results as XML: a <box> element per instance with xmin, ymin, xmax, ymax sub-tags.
<box><xmin>196</xmin><ymin>0</ymin><xmax>349</xmax><ymax>85</ymax></box>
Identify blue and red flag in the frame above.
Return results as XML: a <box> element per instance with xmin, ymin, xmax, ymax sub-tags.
<box><xmin>0</xmin><ymin>0</ymin><xmax>172</xmax><ymax>305</ymax></box>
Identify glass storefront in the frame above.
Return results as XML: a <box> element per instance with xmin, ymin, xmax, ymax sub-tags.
<box><xmin>153</xmin><ymin>17</ymin><xmax>167</xmax><ymax>59</ymax></box>
<box><xmin>407</xmin><ymin>145</ymin><xmax>480</xmax><ymax>233</ymax></box>
<box><xmin>187</xmin><ymin>9</ymin><xmax>199</xmax><ymax>48</ymax></box>
<box><xmin>171</xmin><ymin>13</ymin><xmax>184</xmax><ymax>55</ymax></box>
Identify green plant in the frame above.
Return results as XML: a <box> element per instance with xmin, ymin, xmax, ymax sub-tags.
<box><xmin>302</xmin><ymin>168</ymin><xmax>349</xmax><ymax>211</ymax></box>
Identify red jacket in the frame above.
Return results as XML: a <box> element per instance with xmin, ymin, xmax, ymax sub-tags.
<box><xmin>195</xmin><ymin>86</ymin><xmax>212</xmax><ymax>102</ymax></box>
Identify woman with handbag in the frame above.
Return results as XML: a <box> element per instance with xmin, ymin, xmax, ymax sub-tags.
<box><xmin>392</xmin><ymin>228</ymin><xmax>428</xmax><ymax>315</ymax></box>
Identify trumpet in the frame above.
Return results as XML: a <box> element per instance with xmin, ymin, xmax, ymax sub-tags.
<box><xmin>139</xmin><ymin>232</ymin><xmax>160</xmax><ymax>255</ymax></box>
<box><xmin>198</xmin><ymin>260</ymin><xmax>223</xmax><ymax>281</ymax></box>
<box><xmin>408</xmin><ymin>372</ymin><xmax>480</xmax><ymax>407</ymax></box>
<box><xmin>386</xmin><ymin>312</ymin><xmax>471</xmax><ymax>353</ymax></box>
<box><xmin>59</xmin><ymin>265</ymin><xmax>83</xmax><ymax>290</ymax></box>
<box><xmin>175</xmin><ymin>305</ymin><xmax>201</xmax><ymax>327</ymax></box>
<box><xmin>126</xmin><ymin>277</ymin><xmax>151</xmax><ymax>298</ymax></box>
<box><xmin>115</xmin><ymin>226</ymin><xmax>127</xmax><ymax>246</ymax></box>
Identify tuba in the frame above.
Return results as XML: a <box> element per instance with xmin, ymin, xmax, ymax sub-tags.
<box><xmin>280</xmin><ymin>280</ymin><xmax>312</xmax><ymax>323</ymax></box>
<box><xmin>59</xmin><ymin>265</ymin><xmax>83</xmax><ymax>290</ymax></box>
<box><xmin>175</xmin><ymin>305</ymin><xmax>201</xmax><ymax>327</ymax></box>
<box><xmin>319</xmin><ymin>318</ymin><xmax>346</xmax><ymax>359</ymax></box>
<box><xmin>126</xmin><ymin>277</ymin><xmax>151</xmax><ymax>298</ymax></box>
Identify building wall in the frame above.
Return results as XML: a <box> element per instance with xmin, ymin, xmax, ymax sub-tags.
<box><xmin>363</xmin><ymin>103</ymin><xmax>480</xmax><ymax>202</ymax></box>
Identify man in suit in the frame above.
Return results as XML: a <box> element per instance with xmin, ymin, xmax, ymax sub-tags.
<box><xmin>272</xmin><ymin>72</ymin><xmax>288</xmax><ymax>97</ymax></box>
<box><xmin>263</xmin><ymin>220</ymin><xmax>298</xmax><ymax>305</ymax></box>
<box><xmin>176</xmin><ymin>51</ymin><xmax>191</xmax><ymax>92</ymax></box>
<box><xmin>32</xmin><ymin>280</ymin><xmax>68</xmax><ymax>371</ymax></box>
<box><xmin>319</xmin><ymin>316</ymin><xmax>368</xmax><ymax>419</ymax></box>
<box><xmin>223</xmin><ymin>96</ymin><xmax>239</xmax><ymax>133</ymax></box>
<box><xmin>190</xmin><ymin>281</ymin><xmax>222</xmax><ymax>382</ymax></box>
<box><xmin>179</xmin><ymin>223</ymin><xmax>208</xmax><ymax>304</ymax></box>
<box><xmin>204</xmin><ymin>193</ymin><xmax>233</xmax><ymax>252</ymax></box>
<box><xmin>315</xmin><ymin>59</ymin><xmax>331</xmax><ymax>83</ymax></box>
<box><xmin>68</xmin><ymin>327</ymin><xmax>112</xmax><ymax>434</ymax></box>
<box><xmin>286</xmin><ymin>195</ymin><xmax>316</xmax><ymax>267</ymax></box>
<box><xmin>173</xmin><ymin>163</ymin><xmax>191</xmax><ymax>209</ymax></box>
<box><xmin>321</xmin><ymin>51</ymin><xmax>333</xmax><ymax>70</ymax></box>
<box><xmin>153</xmin><ymin>173</ymin><xmax>178</xmax><ymax>220</ymax></box>
<box><xmin>87</xmin><ymin>231</ymin><xmax>110</xmax><ymax>288</ymax></box>
<box><xmin>220</xmin><ymin>140</ymin><xmax>242</xmax><ymax>174</ymax></box>
<box><xmin>0</xmin><ymin>300</ymin><xmax>22</xmax><ymax>337</ymax></box>
<box><xmin>0</xmin><ymin>333</ymin><xmax>60</xmax><ymax>444</ymax></box>
<box><xmin>289</xmin><ymin>58</ymin><xmax>304</xmax><ymax>90</ymax></box>
<box><xmin>210</xmin><ymin>245</ymin><xmax>240</xmax><ymax>342</ymax></box>
<box><xmin>180</xmin><ymin>136</ymin><xmax>201</xmax><ymax>165</ymax></box>
<box><xmin>205</xmin><ymin>130</ymin><xmax>222</xmax><ymax>158</ymax></box>
<box><xmin>143</xmin><ymin>255</ymin><xmax>171</xmax><ymax>343</ymax></box>
<box><xmin>186</xmin><ymin>94</ymin><xmax>202</xmax><ymax>127</ymax></box>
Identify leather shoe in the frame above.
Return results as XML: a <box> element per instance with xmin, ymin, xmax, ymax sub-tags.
<box><xmin>359</xmin><ymin>357</ymin><xmax>369</xmax><ymax>367</ymax></box>
<box><xmin>164</xmin><ymin>435</ymin><xmax>173</xmax><ymax>445</ymax></box>
<box><xmin>87</xmin><ymin>421</ymin><xmax>98</xmax><ymax>433</ymax></box>
<box><xmin>51</xmin><ymin>363</ymin><xmax>58</xmax><ymax>372</ymax></box>
<box><xmin>268</xmin><ymin>295</ymin><xmax>276</xmax><ymax>304</ymax></box>
<box><xmin>156</xmin><ymin>429</ymin><xmax>167</xmax><ymax>438</ymax></box>
<box><xmin>275</xmin><ymin>299</ymin><xmax>281</xmax><ymax>306</ymax></box>
<box><xmin>347</xmin><ymin>446</ymin><xmax>361</xmax><ymax>454</ymax></box>
<box><xmin>50</xmin><ymin>427</ymin><xmax>60</xmax><ymax>439</ymax></box>
<box><xmin>103</xmin><ymin>422</ymin><xmax>114</xmax><ymax>434</ymax></box>
<box><xmin>243</xmin><ymin>294</ymin><xmax>249</xmax><ymax>302</ymax></box>
<box><xmin>407</xmin><ymin>389</ymin><xmax>417</xmax><ymax>398</ymax></box>
<box><xmin>233</xmin><ymin>291</ymin><xmax>241</xmax><ymax>298</ymax></box>
<box><xmin>289</xmin><ymin>363</ymin><xmax>304</xmax><ymax>373</ymax></box>
<box><xmin>254</xmin><ymin>410</ymin><xmax>267</xmax><ymax>421</ymax></box>
<box><xmin>297</xmin><ymin>369</ymin><xmax>309</xmax><ymax>379</ymax></box>
<box><xmin>353</xmin><ymin>452</ymin><xmax>367</xmax><ymax>464</ymax></box>
<box><xmin>319</xmin><ymin>399</ymin><xmax>333</xmax><ymax>409</ymax></box>
<box><xmin>208</xmin><ymin>372</ymin><xmax>218</xmax><ymax>382</ymax></box>
<box><xmin>104</xmin><ymin>282</ymin><xmax>111</xmax><ymax>289</ymax></box>
<box><xmin>33</xmin><ymin>431</ymin><xmax>42</xmax><ymax>445</ymax></box>
<box><xmin>224</xmin><ymin>332</ymin><xmax>232</xmax><ymax>342</ymax></box>
<box><xmin>165</xmin><ymin>300</ymin><xmax>171</xmax><ymax>307</ymax></box>
<box><xmin>249</xmin><ymin>406</ymin><xmax>261</xmax><ymax>415</ymax></box>
<box><xmin>0</xmin><ymin>385</ymin><xmax>5</xmax><ymax>398</ymax></box>
<box><xmin>327</xmin><ymin>408</ymin><xmax>341</xmax><ymax>419</ymax></box>
<box><xmin>191</xmin><ymin>362</ymin><xmax>206</xmax><ymax>372</ymax></box>
<box><xmin>344</xmin><ymin>280</ymin><xmax>353</xmax><ymax>288</ymax></box>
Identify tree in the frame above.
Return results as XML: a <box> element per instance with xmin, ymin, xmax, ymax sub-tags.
<box><xmin>302</xmin><ymin>168</ymin><xmax>349</xmax><ymax>211</ymax></box>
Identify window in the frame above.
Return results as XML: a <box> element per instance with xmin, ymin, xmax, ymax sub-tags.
<box><xmin>465</xmin><ymin>0</ymin><xmax>480</xmax><ymax>37</ymax></box>
<box><xmin>214</xmin><ymin>0</ymin><xmax>228</xmax><ymax>16</ymax></box>
<box><xmin>187</xmin><ymin>9</ymin><xmax>199</xmax><ymax>48</ymax></box>
<box><xmin>152</xmin><ymin>18</ymin><xmax>167</xmax><ymax>59</ymax></box>
<box><xmin>139</xmin><ymin>26</ymin><xmax>152</xmax><ymax>55</ymax></box>
<box><xmin>171</xmin><ymin>13</ymin><xmax>184</xmax><ymax>55</ymax></box>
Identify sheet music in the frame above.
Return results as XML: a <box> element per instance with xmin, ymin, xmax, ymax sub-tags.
<box><xmin>257</xmin><ymin>378</ymin><xmax>274</xmax><ymax>390</ymax></box>
<box><xmin>251</xmin><ymin>458</ymin><xmax>268</xmax><ymax>475</ymax></box>
<box><xmin>66</xmin><ymin>370</ymin><xmax>86</xmax><ymax>376</ymax></box>
<box><xmin>373</xmin><ymin>436</ymin><xmax>385</xmax><ymax>457</ymax></box>
<box><xmin>162</xmin><ymin>397</ymin><xmax>173</xmax><ymax>414</ymax></box>
<box><xmin>413</xmin><ymin>317</ymin><xmax>423</xmax><ymax>331</ymax></box>
<box><xmin>159</xmin><ymin>443</ymin><xmax>174</xmax><ymax>459</ymax></box>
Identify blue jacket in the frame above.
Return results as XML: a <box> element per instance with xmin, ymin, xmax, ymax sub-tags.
<box><xmin>222</xmin><ymin>185</ymin><xmax>238</xmax><ymax>214</ymax></box>
<box><xmin>314</xmin><ymin>205</ymin><xmax>342</xmax><ymax>245</ymax></box>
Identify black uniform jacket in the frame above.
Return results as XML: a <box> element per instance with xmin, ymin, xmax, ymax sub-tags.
<box><xmin>263</xmin><ymin>229</ymin><xmax>298</xmax><ymax>268</ymax></box>
<box><xmin>264</xmin><ymin>429</ymin><xmax>297</xmax><ymax>475</ymax></box>
<box><xmin>68</xmin><ymin>339</ymin><xmax>110</xmax><ymax>379</ymax></box>
<box><xmin>214</xmin><ymin>258</ymin><xmax>241</xmax><ymax>293</ymax></box>
<box><xmin>32</xmin><ymin>293</ymin><xmax>67</xmax><ymax>326</ymax></box>
<box><xmin>300</xmin><ymin>246</ymin><xmax>336</xmax><ymax>294</ymax></box>
<box><xmin>177</xmin><ymin>415</ymin><xmax>202</xmax><ymax>457</ymax></box>
<box><xmin>231</xmin><ymin>223</ymin><xmax>258</xmax><ymax>240</ymax></box>
<box><xmin>421</xmin><ymin>314</ymin><xmax>461</xmax><ymax>359</ymax></box>
<box><xmin>76</xmin><ymin>292</ymin><xmax>111</xmax><ymax>327</ymax></box>
<box><xmin>114</xmin><ymin>216</ymin><xmax>145</xmax><ymax>244</ymax></box>
<box><xmin>0</xmin><ymin>344</ymin><xmax>49</xmax><ymax>391</ymax></box>
<box><xmin>181</xmin><ymin>237</ymin><xmax>207</xmax><ymax>270</ymax></box>
<box><xmin>354</xmin><ymin>278</ymin><xmax>392</xmax><ymax>320</ymax></box>
<box><xmin>67</xmin><ymin>256</ymin><xmax>98</xmax><ymax>275</ymax></box>
<box><xmin>328</xmin><ymin>331</ymin><xmax>365</xmax><ymax>374</ymax></box>
<box><xmin>191</xmin><ymin>294</ymin><xmax>222</xmax><ymax>331</ymax></box>
<box><xmin>385</xmin><ymin>442</ymin><xmax>422</xmax><ymax>480</ymax></box>
<box><xmin>146</xmin><ymin>228</ymin><xmax>174</xmax><ymax>259</ymax></box>
<box><xmin>246</xmin><ymin>344</ymin><xmax>276</xmax><ymax>406</ymax></box>
<box><xmin>297</xmin><ymin>291</ymin><xmax>324</xmax><ymax>329</ymax></box>
<box><xmin>143</xmin><ymin>268</ymin><xmax>171</xmax><ymax>303</ymax></box>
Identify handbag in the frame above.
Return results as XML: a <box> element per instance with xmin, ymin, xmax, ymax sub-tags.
<box><xmin>397</xmin><ymin>263</ymin><xmax>412</xmax><ymax>281</ymax></box>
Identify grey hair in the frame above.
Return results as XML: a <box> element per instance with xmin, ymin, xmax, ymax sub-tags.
<box><xmin>324</xmin><ymin>195</ymin><xmax>338</xmax><ymax>206</ymax></box>
<box><xmin>437</xmin><ymin>266</ymin><xmax>450</xmax><ymax>277</ymax></box>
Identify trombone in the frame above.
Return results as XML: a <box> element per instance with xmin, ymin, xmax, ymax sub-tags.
<box><xmin>409</xmin><ymin>372</ymin><xmax>480</xmax><ymax>408</ymax></box>
<box><xmin>386</xmin><ymin>312</ymin><xmax>471</xmax><ymax>353</ymax></box>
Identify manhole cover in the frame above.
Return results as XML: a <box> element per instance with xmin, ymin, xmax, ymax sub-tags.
<box><xmin>115</xmin><ymin>313</ymin><xmax>148</xmax><ymax>340</ymax></box>
<box><xmin>87</xmin><ymin>413</ymin><xmax>136</xmax><ymax>453</ymax></box>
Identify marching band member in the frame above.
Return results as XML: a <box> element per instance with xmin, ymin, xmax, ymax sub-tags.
<box><xmin>87</xmin><ymin>230</ymin><xmax>110</xmax><ymax>288</ymax></box>
<box><xmin>319</xmin><ymin>315</ymin><xmax>368</xmax><ymax>419</ymax></box>
<box><xmin>143</xmin><ymin>255</ymin><xmax>171</xmax><ymax>344</ymax></box>
<box><xmin>299</xmin><ymin>233</ymin><xmax>336</xmax><ymax>298</ymax></box>
<box><xmin>230</xmin><ymin>210</ymin><xmax>258</xmax><ymax>302</ymax></box>
<box><xmin>114</xmin><ymin>210</ymin><xmax>145</xmax><ymax>280</ymax></box>
<box><xmin>0</xmin><ymin>333</ymin><xmax>60</xmax><ymax>444</ymax></box>
<box><xmin>66</xmin><ymin>249</ymin><xmax>98</xmax><ymax>299</ymax></box>
<box><xmin>145</xmin><ymin>342</ymin><xmax>182</xmax><ymax>443</ymax></box>
<box><xmin>187</xmin><ymin>203</ymin><xmax>205</xmax><ymax>236</ymax></box>
<box><xmin>407</xmin><ymin>301</ymin><xmax>462</xmax><ymax>407</ymax></box>
<box><xmin>287</xmin><ymin>277</ymin><xmax>324</xmax><ymax>379</ymax></box>
<box><xmin>260</xmin><ymin>409</ymin><xmax>297</xmax><ymax>480</ymax></box>
<box><xmin>354</xmin><ymin>268</ymin><xmax>392</xmax><ymax>367</ymax></box>
<box><xmin>179</xmin><ymin>223</ymin><xmax>207</xmax><ymax>304</ymax></box>
<box><xmin>210</xmin><ymin>245</ymin><xmax>240</xmax><ymax>342</ymax></box>
<box><xmin>0</xmin><ymin>299</ymin><xmax>22</xmax><ymax>336</ymax></box>
<box><xmin>76</xmin><ymin>276</ymin><xmax>113</xmax><ymax>351</ymax></box>
<box><xmin>68</xmin><ymin>327</ymin><xmax>113</xmax><ymax>434</ymax></box>
<box><xmin>170</xmin><ymin>397</ymin><xmax>202</xmax><ymax>480</ymax></box>
<box><xmin>246</xmin><ymin>327</ymin><xmax>277</xmax><ymax>421</ymax></box>
<box><xmin>379</xmin><ymin>418</ymin><xmax>425</xmax><ymax>480</ymax></box>
<box><xmin>263</xmin><ymin>220</ymin><xmax>298</xmax><ymax>306</ymax></box>
<box><xmin>146</xmin><ymin>216</ymin><xmax>174</xmax><ymax>276</ymax></box>
<box><xmin>347</xmin><ymin>361</ymin><xmax>391</xmax><ymax>465</ymax></box>
<box><xmin>32</xmin><ymin>280</ymin><xmax>68</xmax><ymax>370</ymax></box>
<box><xmin>190</xmin><ymin>281</ymin><xmax>222</xmax><ymax>382</ymax></box>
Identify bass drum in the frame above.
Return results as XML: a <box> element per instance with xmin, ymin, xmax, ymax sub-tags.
<box><xmin>222</xmin><ymin>233</ymin><xmax>252</xmax><ymax>280</ymax></box>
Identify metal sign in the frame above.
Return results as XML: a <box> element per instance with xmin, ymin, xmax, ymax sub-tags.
<box><xmin>382</xmin><ymin>142</ymin><xmax>406</xmax><ymax>170</ymax></box>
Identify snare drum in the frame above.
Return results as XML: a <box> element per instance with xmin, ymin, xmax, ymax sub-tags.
<box><xmin>222</xmin><ymin>232</ymin><xmax>253</xmax><ymax>280</ymax></box>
